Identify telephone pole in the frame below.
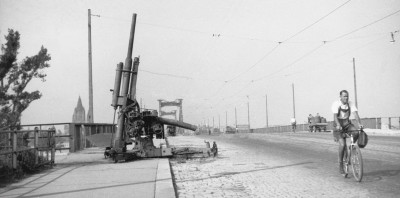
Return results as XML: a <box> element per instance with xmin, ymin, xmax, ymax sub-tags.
<box><xmin>247</xmin><ymin>96</ymin><xmax>250</xmax><ymax>130</ymax></box>
<box><xmin>266</xmin><ymin>94</ymin><xmax>268</xmax><ymax>127</ymax></box>
<box><xmin>225</xmin><ymin>111</ymin><xmax>227</xmax><ymax>128</ymax></box>
<box><xmin>235</xmin><ymin>107</ymin><xmax>237</xmax><ymax>132</ymax></box>
<box><xmin>218</xmin><ymin>114</ymin><xmax>220</xmax><ymax>131</ymax></box>
<box><xmin>87</xmin><ymin>9</ymin><xmax>99</xmax><ymax>123</ymax></box>
<box><xmin>87</xmin><ymin>9</ymin><xmax>94</xmax><ymax>123</ymax></box>
<box><xmin>353</xmin><ymin>58</ymin><xmax>358</xmax><ymax>108</ymax></box>
<box><xmin>292</xmin><ymin>83</ymin><xmax>296</xmax><ymax>119</ymax></box>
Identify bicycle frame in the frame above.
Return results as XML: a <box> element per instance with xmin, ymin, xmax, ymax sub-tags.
<box><xmin>342</xmin><ymin>129</ymin><xmax>364</xmax><ymax>182</ymax></box>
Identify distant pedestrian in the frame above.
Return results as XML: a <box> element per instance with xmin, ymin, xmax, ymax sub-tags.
<box><xmin>308</xmin><ymin>114</ymin><xmax>313</xmax><ymax>132</ymax></box>
<box><xmin>208</xmin><ymin>129</ymin><xmax>211</xmax><ymax>135</ymax></box>
<box><xmin>315</xmin><ymin>113</ymin><xmax>321</xmax><ymax>120</ymax></box>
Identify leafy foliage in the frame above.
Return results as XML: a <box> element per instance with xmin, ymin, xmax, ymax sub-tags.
<box><xmin>0</xmin><ymin>29</ymin><xmax>51</xmax><ymax>129</ymax></box>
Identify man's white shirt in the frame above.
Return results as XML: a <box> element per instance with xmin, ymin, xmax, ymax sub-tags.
<box><xmin>331</xmin><ymin>100</ymin><xmax>358</xmax><ymax>119</ymax></box>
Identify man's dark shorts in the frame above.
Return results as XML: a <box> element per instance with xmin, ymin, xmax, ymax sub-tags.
<box><xmin>333</xmin><ymin>122</ymin><xmax>359</xmax><ymax>140</ymax></box>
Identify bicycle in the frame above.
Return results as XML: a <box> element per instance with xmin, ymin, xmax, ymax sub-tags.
<box><xmin>341</xmin><ymin>128</ymin><xmax>364</xmax><ymax>182</ymax></box>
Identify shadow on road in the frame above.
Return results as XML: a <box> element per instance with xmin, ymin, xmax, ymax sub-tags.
<box><xmin>363</xmin><ymin>169</ymin><xmax>400</xmax><ymax>182</ymax></box>
<box><xmin>176</xmin><ymin>161</ymin><xmax>313</xmax><ymax>183</ymax></box>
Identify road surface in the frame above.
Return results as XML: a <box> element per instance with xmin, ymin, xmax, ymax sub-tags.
<box><xmin>168</xmin><ymin>132</ymin><xmax>400</xmax><ymax>197</ymax></box>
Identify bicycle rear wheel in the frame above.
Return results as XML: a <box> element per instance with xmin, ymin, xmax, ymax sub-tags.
<box><xmin>351</xmin><ymin>145</ymin><xmax>363</xmax><ymax>182</ymax></box>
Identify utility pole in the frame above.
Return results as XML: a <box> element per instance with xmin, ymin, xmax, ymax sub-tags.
<box><xmin>213</xmin><ymin>116</ymin><xmax>215</xmax><ymax>129</ymax></box>
<box><xmin>353</xmin><ymin>58</ymin><xmax>358</xmax><ymax>108</ymax></box>
<box><xmin>225</xmin><ymin>111</ymin><xmax>227</xmax><ymax>128</ymax></box>
<box><xmin>218</xmin><ymin>114</ymin><xmax>220</xmax><ymax>131</ymax></box>
<box><xmin>265</xmin><ymin>94</ymin><xmax>268</xmax><ymax>128</ymax></box>
<box><xmin>247</xmin><ymin>96</ymin><xmax>250</xmax><ymax>130</ymax></box>
<box><xmin>292</xmin><ymin>83</ymin><xmax>296</xmax><ymax>119</ymax></box>
<box><xmin>235</xmin><ymin>107</ymin><xmax>237</xmax><ymax>132</ymax></box>
<box><xmin>87</xmin><ymin>9</ymin><xmax>94</xmax><ymax>123</ymax></box>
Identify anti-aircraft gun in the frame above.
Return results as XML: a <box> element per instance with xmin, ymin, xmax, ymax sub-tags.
<box><xmin>108</xmin><ymin>13</ymin><xmax>199</xmax><ymax>162</ymax></box>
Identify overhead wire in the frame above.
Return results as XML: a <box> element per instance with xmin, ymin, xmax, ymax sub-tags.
<box><xmin>225</xmin><ymin>44</ymin><xmax>281</xmax><ymax>82</ymax></box>
<box><xmin>282</xmin><ymin>0</ymin><xmax>353</xmax><ymax>43</ymax></box>
<box><xmin>330</xmin><ymin>8</ymin><xmax>400</xmax><ymax>41</ymax></box>
<box><xmin>223</xmin><ymin>0</ymin><xmax>352</xmax><ymax>84</ymax></box>
<box><xmin>139</xmin><ymin>69</ymin><xmax>193</xmax><ymax>80</ymax></box>
<box><xmin>247</xmin><ymin>9</ymin><xmax>400</xmax><ymax>84</ymax></box>
<box><xmin>282</xmin><ymin>33</ymin><xmax>390</xmax><ymax>78</ymax></box>
<box><xmin>236</xmin><ymin>8</ymin><xmax>400</xmax><ymax>84</ymax></box>
<box><xmin>253</xmin><ymin>43</ymin><xmax>325</xmax><ymax>82</ymax></box>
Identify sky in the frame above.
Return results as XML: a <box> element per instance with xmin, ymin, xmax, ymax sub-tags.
<box><xmin>1</xmin><ymin>0</ymin><xmax>399</xmax><ymax>129</ymax></box>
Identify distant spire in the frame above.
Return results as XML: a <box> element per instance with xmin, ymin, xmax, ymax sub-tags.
<box><xmin>72</xmin><ymin>96</ymin><xmax>86</xmax><ymax>123</ymax></box>
<box><xmin>77</xmin><ymin>96</ymin><xmax>83</xmax><ymax>108</ymax></box>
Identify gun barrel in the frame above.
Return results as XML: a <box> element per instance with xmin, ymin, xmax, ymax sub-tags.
<box><xmin>158</xmin><ymin>117</ymin><xmax>197</xmax><ymax>131</ymax></box>
<box><xmin>111</xmin><ymin>63</ymin><xmax>123</xmax><ymax>108</ymax></box>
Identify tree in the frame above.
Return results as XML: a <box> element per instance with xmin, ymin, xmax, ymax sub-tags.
<box><xmin>0</xmin><ymin>29</ymin><xmax>19</xmax><ymax>83</ymax></box>
<box><xmin>0</xmin><ymin>29</ymin><xmax>51</xmax><ymax>130</ymax></box>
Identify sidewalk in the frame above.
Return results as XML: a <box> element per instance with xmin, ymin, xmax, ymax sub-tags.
<box><xmin>0</xmin><ymin>147</ymin><xmax>175</xmax><ymax>198</ymax></box>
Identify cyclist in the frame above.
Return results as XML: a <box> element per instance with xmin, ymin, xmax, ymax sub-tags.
<box><xmin>332</xmin><ymin>90</ymin><xmax>363</xmax><ymax>174</ymax></box>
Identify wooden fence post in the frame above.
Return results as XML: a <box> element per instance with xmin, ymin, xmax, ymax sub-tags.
<box><xmin>12</xmin><ymin>131</ymin><xmax>17</xmax><ymax>169</ymax></box>
<box><xmin>50</xmin><ymin>129</ymin><xmax>55</xmax><ymax>165</ymax></box>
<box><xmin>34</xmin><ymin>127</ymin><xmax>39</xmax><ymax>166</ymax></box>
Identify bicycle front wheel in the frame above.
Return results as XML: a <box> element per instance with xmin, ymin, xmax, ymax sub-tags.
<box><xmin>351</xmin><ymin>145</ymin><xmax>363</xmax><ymax>182</ymax></box>
<box><xmin>343</xmin><ymin>147</ymin><xmax>349</xmax><ymax>178</ymax></box>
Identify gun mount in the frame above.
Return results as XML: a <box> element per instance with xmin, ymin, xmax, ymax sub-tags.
<box><xmin>108</xmin><ymin>13</ymin><xmax>208</xmax><ymax>162</ymax></box>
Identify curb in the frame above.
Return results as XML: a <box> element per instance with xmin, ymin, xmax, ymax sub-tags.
<box><xmin>155</xmin><ymin>158</ymin><xmax>176</xmax><ymax>198</ymax></box>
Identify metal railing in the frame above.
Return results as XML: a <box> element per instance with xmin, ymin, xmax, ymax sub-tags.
<box><xmin>251</xmin><ymin>117</ymin><xmax>400</xmax><ymax>133</ymax></box>
<box><xmin>0</xmin><ymin>128</ymin><xmax>56</xmax><ymax>176</ymax></box>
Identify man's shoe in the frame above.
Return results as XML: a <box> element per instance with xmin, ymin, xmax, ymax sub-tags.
<box><xmin>339</xmin><ymin>162</ymin><xmax>345</xmax><ymax>174</ymax></box>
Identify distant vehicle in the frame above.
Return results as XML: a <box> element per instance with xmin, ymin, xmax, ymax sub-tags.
<box><xmin>225</xmin><ymin>126</ymin><xmax>236</xmax><ymax>134</ymax></box>
<box><xmin>308</xmin><ymin>115</ymin><xmax>327</xmax><ymax>132</ymax></box>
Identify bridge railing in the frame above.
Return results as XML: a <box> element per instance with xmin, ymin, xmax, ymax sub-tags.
<box><xmin>66</xmin><ymin>123</ymin><xmax>115</xmax><ymax>152</ymax></box>
<box><xmin>251</xmin><ymin>117</ymin><xmax>400</xmax><ymax>133</ymax></box>
<box><xmin>19</xmin><ymin>122</ymin><xmax>115</xmax><ymax>152</ymax></box>
<box><xmin>0</xmin><ymin>122</ymin><xmax>115</xmax><ymax>176</ymax></box>
<box><xmin>0</xmin><ymin>127</ymin><xmax>56</xmax><ymax>177</ymax></box>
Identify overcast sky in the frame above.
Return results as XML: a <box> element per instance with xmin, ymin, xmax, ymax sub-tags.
<box><xmin>1</xmin><ymin>0</ymin><xmax>399</xmax><ymax>128</ymax></box>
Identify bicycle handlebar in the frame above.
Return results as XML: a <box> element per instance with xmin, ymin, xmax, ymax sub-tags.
<box><xmin>338</xmin><ymin>129</ymin><xmax>364</xmax><ymax>134</ymax></box>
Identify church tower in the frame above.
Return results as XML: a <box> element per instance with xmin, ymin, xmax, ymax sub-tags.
<box><xmin>72</xmin><ymin>96</ymin><xmax>86</xmax><ymax>123</ymax></box>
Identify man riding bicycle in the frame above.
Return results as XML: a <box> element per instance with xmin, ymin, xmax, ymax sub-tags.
<box><xmin>332</xmin><ymin>90</ymin><xmax>363</xmax><ymax>174</ymax></box>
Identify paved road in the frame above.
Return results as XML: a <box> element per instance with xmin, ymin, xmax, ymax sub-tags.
<box><xmin>168</xmin><ymin>132</ymin><xmax>400</xmax><ymax>198</ymax></box>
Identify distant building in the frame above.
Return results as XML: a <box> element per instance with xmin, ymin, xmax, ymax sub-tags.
<box><xmin>72</xmin><ymin>96</ymin><xmax>86</xmax><ymax>123</ymax></box>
